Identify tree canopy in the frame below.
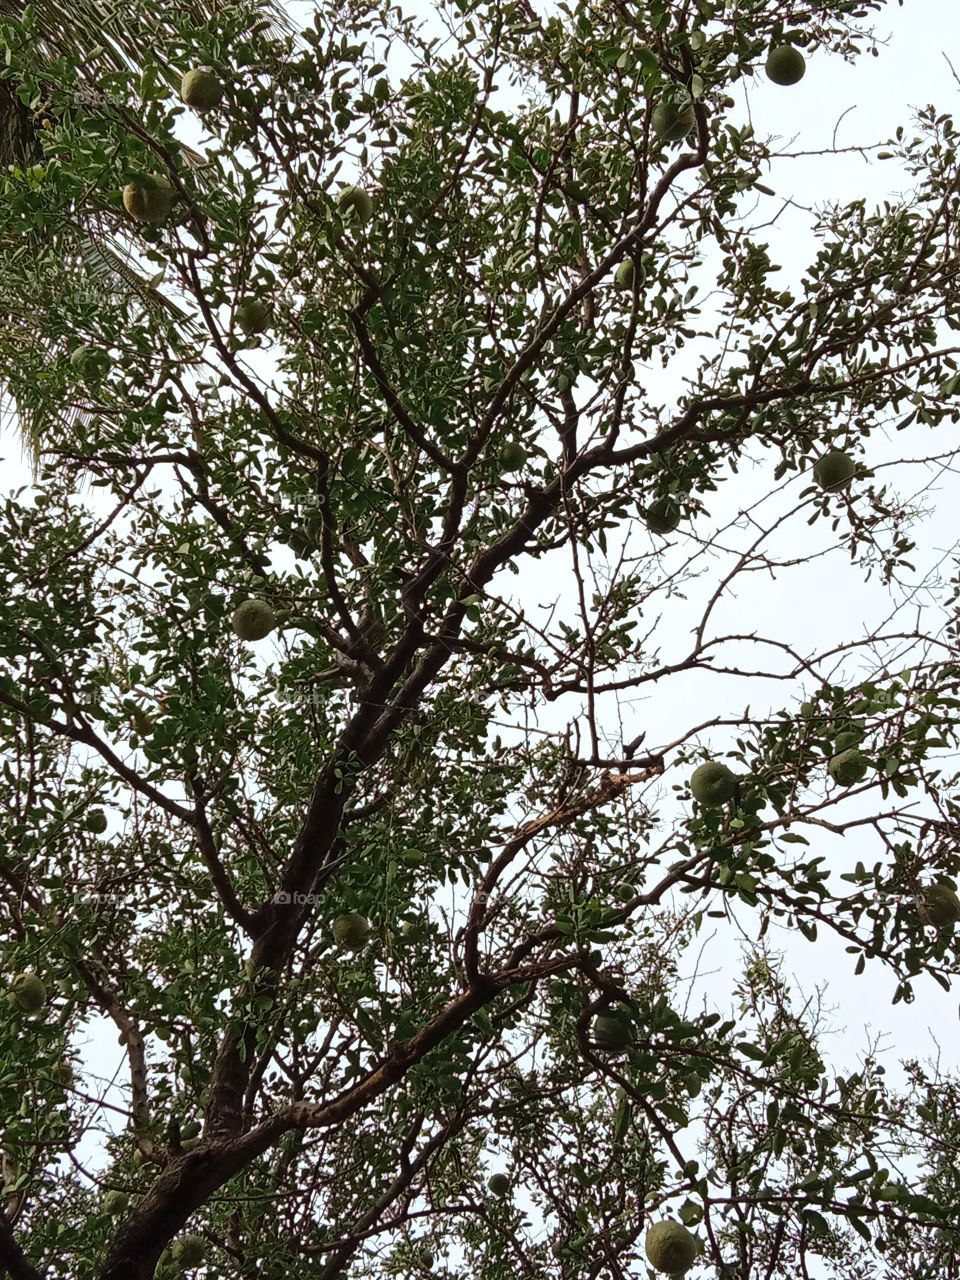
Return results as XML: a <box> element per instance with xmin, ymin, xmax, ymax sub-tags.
<box><xmin>2</xmin><ymin>0</ymin><xmax>960</xmax><ymax>1277</ymax></box>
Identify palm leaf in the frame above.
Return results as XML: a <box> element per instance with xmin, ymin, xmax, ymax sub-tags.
<box><xmin>0</xmin><ymin>0</ymin><xmax>298</xmax><ymax>463</ymax></box>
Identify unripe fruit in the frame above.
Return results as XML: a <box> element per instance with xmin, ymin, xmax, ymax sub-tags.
<box><xmin>765</xmin><ymin>45</ymin><xmax>806</xmax><ymax>86</ymax></box>
<box><xmin>172</xmin><ymin>1234</ymin><xmax>205</xmax><ymax>1267</ymax></box>
<box><xmin>593</xmin><ymin>1010</ymin><xmax>634</xmax><ymax>1049</ymax></box>
<box><xmin>332</xmin><ymin>912</ymin><xmax>371</xmax><ymax>951</ymax></box>
<box><xmin>615</xmin><ymin>258</ymin><xmax>635</xmax><ymax>289</ymax></box>
<box><xmin>645</xmin><ymin>496</ymin><xmax>681</xmax><ymax>535</ymax></box>
<box><xmin>917</xmin><ymin>884</ymin><xmax>960</xmax><ymax>928</ymax></box>
<box><xmin>235</xmin><ymin>299</ymin><xmax>271</xmax><ymax>336</ymax></box>
<box><xmin>180</xmin><ymin>69</ymin><xmax>223</xmax><ymax>112</ymax></box>
<box><xmin>644</xmin><ymin>1220</ymin><xmax>698</xmax><ymax>1275</ymax></box>
<box><xmin>103</xmin><ymin>1190</ymin><xmax>128</xmax><ymax>1215</ymax></box>
<box><xmin>68</xmin><ymin>343</ymin><xmax>110</xmax><ymax>381</ymax></box>
<box><xmin>828</xmin><ymin>748</ymin><xmax>868</xmax><ymax>787</ymax></box>
<box><xmin>85</xmin><ymin>809</ymin><xmax>108</xmax><ymax>834</ymax></box>
<box><xmin>487</xmin><ymin>1172</ymin><xmax>510</xmax><ymax>1196</ymax></box>
<box><xmin>132</xmin><ymin>708</ymin><xmax>153</xmax><ymax>735</ymax></box>
<box><xmin>499</xmin><ymin>442</ymin><xmax>526</xmax><ymax>472</ymax></box>
<box><xmin>337</xmin><ymin>185</ymin><xmax>374</xmax><ymax>223</ymax></box>
<box><xmin>813</xmin><ymin>450</ymin><xmax>855</xmax><ymax>491</ymax></box>
<box><xmin>51</xmin><ymin>1060</ymin><xmax>74</xmax><ymax>1087</ymax></box>
<box><xmin>690</xmin><ymin>761</ymin><xmax>737</xmax><ymax>806</ymax></box>
<box><xmin>651</xmin><ymin>101</ymin><xmax>695</xmax><ymax>143</ymax></box>
<box><xmin>231</xmin><ymin>599</ymin><xmax>276</xmax><ymax>641</ymax></box>
<box><xmin>122</xmin><ymin>175</ymin><xmax>174</xmax><ymax>224</ymax></box>
<box><xmin>7</xmin><ymin>973</ymin><xmax>46</xmax><ymax>1012</ymax></box>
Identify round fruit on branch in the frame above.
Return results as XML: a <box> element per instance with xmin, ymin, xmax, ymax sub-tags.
<box><xmin>337</xmin><ymin>185</ymin><xmax>374</xmax><ymax>224</ymax></box>
<box><xmin>172</xmin><ymin>1234</ymin><xmax>205</xmax><ymax>1268</ymax></box>
<box><xmin>180</xmin><ymin>69</ymin><xmax>223</xmax><ymax>112</ymax></box>
<box><xmin>593</xmin><ymin>1008</ymin><xmax>635</xmax><ymax>1050</ymax></box>
<box><xmin>85</xmin><ymin>809</ymin><xmax>108</xmax><ymax>834</ymax></box>
<box><xmin>235</xmin><ymin>299</ymin><xmax>272</xmax><ymax>336</ymax></box>
<box><xmin>499</xmin><ymin>442</ymin><xmax>527</xmax><ymax>472</ymax></box>
<box><xmin>813</xmin><ymin>450</ymin><xmax>856</xmax><ymax>491</ymax></box>
<box><xmin>615</xmin><ymin>258</ymin><xmax>635</xmax><ymax>289</ymax></box>
<box><xmin>651</xmin><ymin>101</ymin><xmax>695</xmax><ymax>144</ymax></box>
<box><xmin>765</xmin><ymin>44</ymin><xmax>806</xmax><ymax>86</ymax></box>
<box><xmin>644</xmin><ymin>1220</ymin><xmax>698</xmax><ymax>1275</ymax></box>
<box><xmin>645</xmin><ymin>496</ymin><xmax>682</xmax><ymax>535</ymax></box>
<box><xmin>6</xmin><ymin>973</ymin><xmax>47</xmax><ymax>1012</ymax></box>
<box><xmin>102</xmin><ymin>1190</ymin><xmax>128</xmax><ymax>1215</ymax></box>
<box><xmin>689</xmin><ymin>761</ymin><xmax>737</xmax><ymax>806</ymax></box>
<box><xmin>122</xmin><ymin>174</ymin><xmax>175</xmax><ymax>224</ymax></box>
<box><xmin>827</xmin><ymin>748</ymin><xmax>868</xmax><ymax>787</ymax></box>
<box><xmin>231</xmin><ymin>600</ymin><xmax>276</xmax><ymax>641</ymax></box>
<box><xmin>332</xmin><ymin>912</ymin><xmax>371</xmax><ymax>951</ymax></box>
<box><xmin>917</xmin><ymin>884</ymin><xmax>960</xmax><ymax>928</ymax></box>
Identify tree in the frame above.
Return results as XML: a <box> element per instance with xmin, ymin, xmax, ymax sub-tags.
<box><xmin>1</xmin><ymin>0</ymin><xmax>960</xmax><ymax>1277</ymax></box>
<box><xmin>0</xmin><ymin>0</ymin><xmax>294</xmax><ymax>457</ymax></box>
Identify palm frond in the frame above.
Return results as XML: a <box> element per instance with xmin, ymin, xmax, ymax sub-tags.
<box><xmin>0</xmin><ymin>0</ymin><xmax>291</xmax><ymax>462</ymax></box>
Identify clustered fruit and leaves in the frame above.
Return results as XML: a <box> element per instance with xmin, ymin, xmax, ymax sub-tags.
<box><xmin>1</xmin><ymin>0</ymin><xmax>960</xmax><ymax>1278</ymax></box>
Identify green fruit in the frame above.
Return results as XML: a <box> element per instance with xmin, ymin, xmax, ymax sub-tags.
<box><xmin>917</xmin><ymin>884</ymin><xmax>960</xmax><ymax>929</ymax></box>
<box><xmin>828</xmin><ymin>748</ymin><xmax>868</xmax><ymax>787</ymax></box>
<box><xmin>132</xmin><ymin>708</ymin><xmax>153</xmax><ymax>735</ymax></box>
<box><xmin>7</xmin><ymin>973</ymin><xmax>46</xmax><ymax>1013</ymax></box>
<box><xmin>499</xmin><ymin>442</ymin><xmax>527</xmax><ymax>472</ymax></box>
<box><xmin>615</xmin><ymin>258</ymin><xmax>635</xmax><ymax>289</ymax></box>
<box><xmin>173</xmin><ymin>1234</ymin><xmax>205</xmax><ymax>1268</ymax></box>
<box><xmin>180</xmin><ymin>69</ymin><xmax>223</xmax><ymax>112</ymax></box>
<box><xmin>68</xmin><ymin>344</ymin><xmax>109</xmax><ymax>380</ymax></box>
<box><xmin>332</xmin><ymin>912</ymin><xmax>371</xmax><ymax>951</ymax></box>
<box><xmin>651</xmin><ymin>101</ymin><xmax>695</xmax><ymax>143</ymax></box>
<box><xmin>103</xmin><ymin>1190</ymin><xmax>128</xmax><ymax>1215</ymax></box>
<box><xmin>690</xmin><ymin>761</ymin><xmax>737</xmax><ymax>806</ymax></box>
<box><xmin>834</xmin><ymin>726</ymin><xmax>863</xmax><ymax>751</ymax></box>
<box><xmin>181</xmin><ymin>1136</ymin><xmax>201</xmax><ymax>1151</ymax></box>
<box><xmin>487</xmin><ymin>1172</ymin><xmax>510</xmax><ymax>1196</ymax></box>
<box><xmin>122</xmin><ymin>175</ymin><xmax>174</xmax><ymax>224</ymax></box>
<box><xmin>813</xmin><ymin>450</ymin><xmax>855</xmax><ymax>491</ymax></box>
<box><xmin>235</xmin><ymin>299</ymin><xmax>271</xmax><ymax>336</ymax></box>
<box><xmin>644</xmin><ymin>1220</ymin><xmax>698</xmax><ymax>1275</ymax></box>
<box><xmin>419</xmin><ymin>1251</ymin><xmax>435</xmax><ymax>1269</ymax></box>
<box><xmin>765</xmin><ymin>45</ymin><xmax>806</xmax><ymax>86</ymax></box>
<box><xmin>85</xmin><ymin>809</ymin><xmax>108</xmax><ymax>834</ymax></box>
<box><xmin>180</xmin><ymin>1119</ymin><xmax>202</xmax><ymax>1140</ymax></box>
<box><xmin>231</xmin><ymin>599</ymin><xmax>276</xmax><ymax>641</ymax></box>
<box><xmin>645</xmin><ymin>496</ymin><xmax>681</xmax><ymax>535</ymax></box>
<box><xmin>131</xmin><ymin>1147</ymin><xmax>149</xmax><ymax>1167</ymax></box>
<box><xmin>51</xmin><ymin>1060</ymin><xmax>74</xmax><ymax>1087</ymax></box>
<box><xmin>593</xmin><ymin>1010</ymin><xmax>634</xmax><ymax>1049</ymax></box>
<box><xmin>337</xmin><ymin>185</ymin><xmax>374</xmax><ymax>223</ymax></box>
